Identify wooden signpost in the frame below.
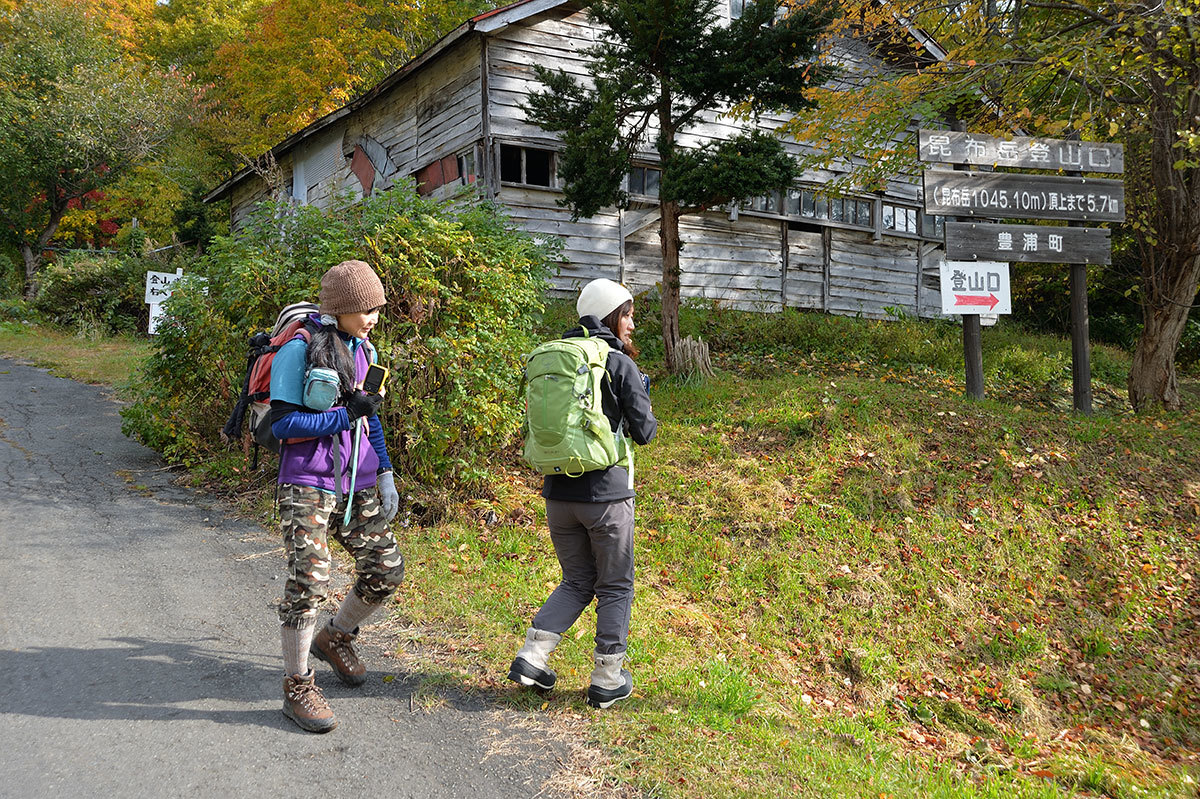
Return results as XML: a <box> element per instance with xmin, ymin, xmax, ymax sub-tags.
<box><xmin>918</xmin><ymin>130</ymin><xmax>1124</xmax><ymax>173</ymax></box>
<box><xmin>919</xmin><ymin>128</ymin><xmax>1125</xmax><ymax>413</ymax></box>
<box><xmin>944</xmin><ymin>222</ymin><xmax>1112</xmax><ymax>265</ymax></box>
<box><xmin>923</xmin><ymin>172</ymin><xmax>1124</xmax><ymax>223</ymax></box>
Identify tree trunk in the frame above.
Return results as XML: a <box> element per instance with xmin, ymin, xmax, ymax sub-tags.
<box><xmin>659</xmin><ymin>198</ymin><xmax>682</xmax><ymax>373</ymax></box>
<box><xmin>21</xmin><ymin>244</ymin><xmax>40</xmax><ymax>300</ymax></box>
<box><xmin>1129</xmin><ymin>252</ymin><xmax>1200</xmax><ymax>411</ymax></box>
<box><xmin>20</xmin><ymin>204</ymin><xmax>68</xmax><ymax>299</ymax></box>
<box><xmin>1127</xmin><ymin>75</ymin><xmax>1200</xmax><ymax>411</ymax></box>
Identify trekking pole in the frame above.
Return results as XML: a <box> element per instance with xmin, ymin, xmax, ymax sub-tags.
<box><xmin>343</xmin><ymin>417</ymin><xmax>363</xmax><ymax>527</ymax></box>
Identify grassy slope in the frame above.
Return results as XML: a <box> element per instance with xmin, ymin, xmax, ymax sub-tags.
<box><xmin>8</xmin><ymin>309</ymin><xmax>1196</xmax><ymax>797</ymax></box>
<box><xmin>393</xmin><ymin>307</ymin><xmax>1199</xmax><ymax>799</ymax></box>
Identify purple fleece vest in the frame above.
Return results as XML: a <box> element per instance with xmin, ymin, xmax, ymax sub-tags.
<box><xmin>277</xmin><ymin>336</ymin><xmax>379</xmax><ymax>495</ymax></box>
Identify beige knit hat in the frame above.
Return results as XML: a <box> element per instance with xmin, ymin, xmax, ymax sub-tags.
<box><xmin>319</xmin><ymin>260</ymin><xmax>386</xmax><ymax>315</ymax></box>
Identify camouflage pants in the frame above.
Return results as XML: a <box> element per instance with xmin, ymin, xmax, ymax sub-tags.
<box><xmin>277</xmin><ymin>483</ymin><xmax>405</xmax><ymax>628</ymax></box>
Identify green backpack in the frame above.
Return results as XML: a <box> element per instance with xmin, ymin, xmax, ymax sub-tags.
<box><xmin>522</xmin><ymin>328</ymin><xmax>631</xmax><ymax>479</ymax></box>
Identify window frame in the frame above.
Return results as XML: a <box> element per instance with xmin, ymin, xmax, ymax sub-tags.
<box><xmin>742</xmin><ymin>186</ymin><xmax>875</xmax><ymax>233</ymax></box>
<box><xmin>881</xmin><ymin>202</ymin><xmax>920</xmax><ymax>236</ymax></box>
<box><xmin>499</xmin><ymin>143</ymin><xmax>557</xmax><ymax>189</ymax></box>
<box><xmin>627</xmin><ymin>165</ymin><xmax>662</xmax><ymax>199</ymax></box>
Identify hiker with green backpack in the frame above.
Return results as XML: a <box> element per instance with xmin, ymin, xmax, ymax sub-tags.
<box><xmin>266</xmin><ymin>259</ymin><xmax>405</xmax><ymax>733</ymax></box>
<box><xmin>510</xmin><ymin>278</ymin><xmax>657</xmax><ymax>709</ymax></box>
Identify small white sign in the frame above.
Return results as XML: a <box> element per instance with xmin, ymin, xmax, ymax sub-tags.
<box><xmin>144</xmin><ymin>268</ymin><xmax>206</xmax><ymax>334</ymax></box>
<box><xmin>145</xmin><ymin>268</ymin><xmax>185</xmax><ymax>305</ymax></box>
<box><xmin>940</xmin><ymin>260</ymin><xmax>1012</xmax><ymax>316</ymax></box>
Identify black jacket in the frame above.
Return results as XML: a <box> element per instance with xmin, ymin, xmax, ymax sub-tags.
<box><xmin>542</xmin><ymin>316</ymin><xmax>657</xmax><ymax>503</ymax></box>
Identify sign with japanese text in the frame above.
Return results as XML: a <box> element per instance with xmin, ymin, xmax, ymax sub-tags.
<box><xmin>144</xmin><ymin>268</ymin><xmax>205</xmax><ymax>335</ymax></box>
<box><xmin>944</xmin><ymin>222</ymin><xmax>1112</xmax><ymax>265</ymax></box>
<box><xmin>918</xmin><ymin>130</ymin><xmax>1124</xmax><ymax>174</ymax></box>
<box><xmin>144</xmin><ymin>270</ymin><xmax>185</xmax><ymax>305</ymax></box>
<box><xmin>923</xmin><ymin>171</ymin><xmax>1125</xmax><ymax>223</ymax></box>
<box><xmin>940</xmin><ymin>260</ymin><xmax>1011</xmax><ymax>316</ymax></box>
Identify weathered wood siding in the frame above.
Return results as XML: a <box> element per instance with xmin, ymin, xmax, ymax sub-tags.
<box><xmin>917</xmin><ymin>241</ymin><xmax>947</xmax><ymax>319</ymax></box>
<box><xmin>784</xmin><ymin>228</ymin><xmax>825</xmax><ymax>311</ymax></box>
<box><xmin>293</xmin><ymin>39</ymin><xmax>484</xmax><ymax>210</ymax></box>
<box><xmin>622</xmin><ymin>212</ymin><xmax>785</xmax><ymax>311</ymax></box>
<box><xmin>497</xmin><ymin>184</ymin><xmax>623</xmax><ymax>290</ymax></box>
<box><xmin>230</xmin><ymin>164</ymin><xmax>280</xmax><ymax>231</ymax></box>
<box><xmin>827</xmin><ymin>230</ymin><xmax>919</xmax><ymax>318</ymax></box>
<box><xmin>487</xmin><ymin>11</ymin><xmax>597</xmax><ymax>143</ymax></box>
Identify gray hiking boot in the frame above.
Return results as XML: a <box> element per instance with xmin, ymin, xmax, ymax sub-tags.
<box><xmin>507</xmin><ymin>628</ymin><xmax>561</xmax><ymax>691</ymax></box>
<box><xmin>587</xmin><ymin>651</ymin><xmax>633</xmax><ymax>709</ymax></box>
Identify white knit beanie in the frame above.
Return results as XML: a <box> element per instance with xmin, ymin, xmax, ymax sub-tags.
<box><xmin>576</xmin><ymin>278</ymin><xmax>633</xmax><ymax>321</ymax></box>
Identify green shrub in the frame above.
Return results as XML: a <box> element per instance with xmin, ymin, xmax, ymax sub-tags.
<box><xmin>31</xmin><ymin>251</ymin><xmax>170</xmax><ymax>334</ymax></box>
<box><xmin>1178</xmin><ymin>317</ymin><xmax>1200</xmax><ymax>374</ymax></box>
<box><xmin>0</xmin><ymin>250</ymin><xmax>22</xmax><ymax>298</ymax></box>
<box><xmin>0</xmin><ymin>297</ymin><xmax>34</xmax><ymax>324</ymax></box>
<box><xmin>121</xmin><ymin>187</ymin><xmax>555</xmax><ymax>492</ymax></box>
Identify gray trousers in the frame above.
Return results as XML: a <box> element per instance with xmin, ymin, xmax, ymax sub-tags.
<box><xmin>532</xmin><ymin>498</ymin><xmax>635</xmax><ymax>655</ymax></box>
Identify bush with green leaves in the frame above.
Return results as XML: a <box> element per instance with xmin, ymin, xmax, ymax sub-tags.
<box><xmin>121</xmin><ymin>187</ymin><xmax>555</xmax><ymax>491</ymax></box>
<box><xmin>1178</xmin><ymin>316</ymin><xmax>1200</xmax><ymax>374</ymax></box>
<box><xmin>31</xmin><ymin>251</ymin><xmax>166</xmax><ymax>335</ymax></box>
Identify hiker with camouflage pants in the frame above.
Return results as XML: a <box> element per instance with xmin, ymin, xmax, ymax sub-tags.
<box><xmin>269</xmin><ymin>259</ymin><xmax>404</xmax><ymax>733</ymax></box>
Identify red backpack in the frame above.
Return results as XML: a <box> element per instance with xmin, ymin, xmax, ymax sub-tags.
<box><xmin>222</xmin><ymin>302</ymin><xmax>318</xmax><ymax>463</ymax></box>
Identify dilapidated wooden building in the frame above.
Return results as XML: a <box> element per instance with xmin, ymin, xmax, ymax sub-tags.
<box><xmin>206</xmin><ymin>0</ymin><xmax>950</xmax><ymax>318</ymax></box>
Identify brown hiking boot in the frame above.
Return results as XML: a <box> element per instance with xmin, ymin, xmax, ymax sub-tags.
<box><xmin>311</xmin><ymin>623</ymin><xmax>367</xmax><ymax>686</ymax></box>
<box><xmin>282</xmin><ymin>671</ymin><xmax>337</xmax><ymax>733</ymax></box>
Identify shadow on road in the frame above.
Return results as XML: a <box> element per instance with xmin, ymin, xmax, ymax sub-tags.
<box><xmin>0</xmin><ymin>635</ymin><xmax>427</xmax><ymax>732</ymax></box>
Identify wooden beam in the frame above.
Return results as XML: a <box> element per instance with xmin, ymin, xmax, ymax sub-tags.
<box><xmin>821</xmin><ymin>227</ymin><xmax>831</xmax><ymax>312</ymax></box>
<box><xmin>781</xmin><ymin>220</ymin><xmax>789</xmax><ymax>308</ymax></box>
<box><xmin>621</xmin><ymin>206</ymin><xmax>661</xmax><ymax>237</ymax></box>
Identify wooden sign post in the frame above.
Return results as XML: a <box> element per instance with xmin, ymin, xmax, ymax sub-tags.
<box><xmin>922</xmin><ymin>172</ymin><xmax>1124</xmax><ymax>222</ymax></box>
<box><xmin>919</xmin><ymin>129</ymin><xmax>1124</xmax><ymax>412</ymax></box>
<box><xmin>944</xmin><ymin>222</ymin><xmax>1111</xmax><ymax>264</ymax></box>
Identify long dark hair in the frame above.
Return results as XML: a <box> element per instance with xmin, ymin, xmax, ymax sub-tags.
<box><xmin>306</xmin><ymin>322</ymin><xmax>358</xmax><ymax>399</ymax></box>
<box><xmin>601</xmin><ymin>300</ymin><xmax>638</xmax><ymax>360</ymax></box>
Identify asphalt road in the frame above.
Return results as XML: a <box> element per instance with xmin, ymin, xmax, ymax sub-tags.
<box><xmin>0</xmin><ymin>358</ymin><xmax>567</xmax><ymax>798</ymax></box>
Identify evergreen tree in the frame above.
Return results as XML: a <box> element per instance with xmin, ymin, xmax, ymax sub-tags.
<box><xmin>526</xmin><ymin>0</ymin><xmax>832</xmax><ymax>373</ymax></box>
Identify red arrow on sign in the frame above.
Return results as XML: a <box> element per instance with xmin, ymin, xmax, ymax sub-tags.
<box><xmin>954</xmin><ymin>293</ymin><xmax>1000</xmax><ymax>310</ymax></box>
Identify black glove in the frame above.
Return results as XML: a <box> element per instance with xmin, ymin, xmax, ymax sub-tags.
<box><xmin>345</xmin><ymin>391</ymin><xmax>383</xmax><ymax>422</ymax></box>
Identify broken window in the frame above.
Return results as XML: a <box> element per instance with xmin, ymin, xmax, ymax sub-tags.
<box><xmin>500</xmin><ymin>144</ymin><xmax>555</xmax><ymax>187</ymax></box>
<box><xmin>414</xmin><ymin>148</ymin><xmax>478</xmax><ymax>196</ymax></box>
<box><xmin>500</xmin><ymin>145</ymin><xmax>523</xmax><ymax>183</ymax></box>
<box><xmin>920</xmin><ymin>210</ymin><xmax>945</xmax><ymax>239</ymax></box>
